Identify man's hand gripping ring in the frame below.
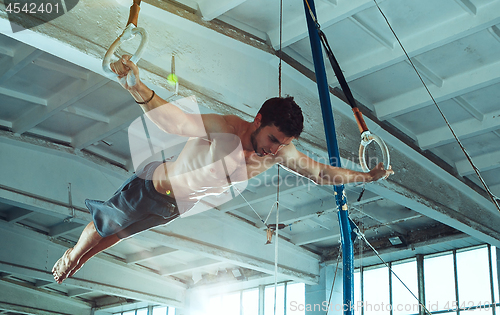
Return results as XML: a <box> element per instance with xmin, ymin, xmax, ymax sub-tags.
<box><xmin>358</xmin><ymin>131</ymin><xmax>390</xmax><ymax>173</ymax></box>
<box><xmin>102</xmin><ymin>24</ymin><xmax>148</xmax><ymax>86</ymax></box>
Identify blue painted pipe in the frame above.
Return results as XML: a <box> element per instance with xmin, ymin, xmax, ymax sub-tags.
<box><xmin>303</xmin><ymin>1</ymin><xmax>354</xmax><ymax>314</ymax></box>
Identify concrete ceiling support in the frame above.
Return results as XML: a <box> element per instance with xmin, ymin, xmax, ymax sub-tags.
<box><xmin>0</xmin><ymin>47</ymin><xmax>43</xmax><ymax>84</ymax></box>
<box><xmin>0</xmin><ymin>221</ymin><xmax>186</xmax><ymax>308</ymax></box>
<box><xmin>416</xmin><ymin>107</ymin><xmax>500</xmax><ymax>149</ymax></box>
<box><xmin>5</xmin><ymin>208</ymin><xmax>34</xmax><ymax>223</ymax></box>
<box><xmin>454</xmin><ymin>0</ymin><xmax>477</xmax><ymax>15</ymax></box>
<box><xmin>12</xmin><ymin>74</ymin><xmax>109</xmax><ymax>135</ymax></box>
<box><xmin>71</xmin><ymin>100</ymin><xmax>142</xmax><ymax>150</ymax></box>
<box><xmin>134</xmin><ymin>229</ymin><xmax>319</xmax><ymax>284</ymax></box>
<box><xmin>0</xmin><ymin>85</ymin><xmax>47</xmax><ymax>106</ymax></box>
<box><xmin>125</xmin><ymin>246</ymin><xmax>180</xmax><ymax>264</ymax></box>
<box><xmin>267</xmin><ymin>0</ymin><xmax>378</xmax><ymax>49</ymax></box>
<box><xmin>455</xmin><ymin>149</ymin><xmax>500</xmax><ymax>176</ymax></box>
<box><xmin>198</xmin><ymin>0</ymin><xmax>249</xmax><ymax>21</ymax></box>
<box><xmin>160</xmin><ymin>258</ymin><xmax>221</xmax><ymax>276</ymax></box>
<box><xmin>375</xmin><ymin>61</ymin><xmax>500</xmax><ymax>121</ymax></box>
<box><xmin>453</xmin><ymin>96</ymin><xmax>484</xmax><ymax>121</ymax></box>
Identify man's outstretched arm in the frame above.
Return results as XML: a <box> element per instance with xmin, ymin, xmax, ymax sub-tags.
<box><xmin>278</xmin><ymin>143</ymin><xmax>394</xmax><ymax>185</ymax></box>
<box><xmin>111</xmin><ymin>56</ymin><xmax>234</xmax><ymax>137</ymax></box>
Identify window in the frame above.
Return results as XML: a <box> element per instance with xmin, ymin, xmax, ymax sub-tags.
<box><xmin>424</xmin><ymin>252</ymin><xmax>456</xmax><ymax>312</ymax></box>
<box><xmin>492</xmin><ymin>247</ymin><xmax>499</xmax><ymax>303</ymax></box>
<box><xmin>264</xmin><ymin>284</ymin><xmax>285</xmax><ymax>315</ymax></box>
<box><xmin>221</xmin><ymin>292</ymin><xmax>241</xmax><ymax>315</ymax></box>
<box><xmin>242</xmin><ymin>289</ymin><xmax>259</xmax><ymax>315</ymax></box>
<box><xmin>364</xmin><ymin>264</ymin><xmax>390</xmax><ymax>315</ymax></box>
<box><xmin>287</xmin><ymin>283</ymin><xmax>305</xmax><ymax>315</ymax></box>
<box><xmin>457</xmin><ymin>247</ymin><xmax>491</xmax><ymax>306</ymax></box>
<box><xmin>391</xmin><ymin>260</ymin><xmax>418</xmax><ymax>315</ymax></box>
<box><xmin>354</xmin><ymin>270</ymin><xmax>362</xmax><ymax>315</ymax></box>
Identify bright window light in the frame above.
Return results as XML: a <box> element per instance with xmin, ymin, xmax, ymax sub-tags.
<box><xmin>364</xmin><ymin>265</ymin><xmax>390</xmax><ymax>315</ymax></box>
<box><xmin>424</xmin><ymin>253</ymin><xmax>455</xmax><ymax>311</ymax></box>
<box><xmin>242</xmin><ymin>288</ymin><xmax>259</xmax><ymax>315</ymax></box>
<box><xmin>265</xmin><ymin>284</ymin><xmax>285</xmax><ymax>315</ymax></box>
<box><xmin>354</xmin><ymin>270</ymin><xmax>361</xmax><ymax>315</ymax></box>
<box><xmin>457</xmin><ymin>247</ymin><xmax>490</xmax><ymax>305</ymax></box>
<box><xmin>221</xmin><ymin>292</ymin><xmax>241</xmax><ymax>315</ymax></box>
<box><xmin>287</xmin><ymin>283</ymin><xmax>305</xmax><ymax>315</ymax></box>
<box><xmin>153</xmin><ymin>306</ymin><xmax>167</xmax><ymax>315</ymax></box>
<box><xmin>492</xmin><ymin>247</ymin><xmax>499</xmax><ymax>303</ymax></box>
<box><xmin>391</xmin><ymin>260</ymin><xmax>418</xmax><ymax>315</ymax></box>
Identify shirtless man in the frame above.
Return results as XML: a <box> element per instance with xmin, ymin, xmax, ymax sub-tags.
<box><xmin>52</xmin><ymin>56</ymin><xmax>394</xmax><ymax>283</ymax></box>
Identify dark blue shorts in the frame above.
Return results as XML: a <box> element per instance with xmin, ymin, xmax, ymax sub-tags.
<box><xmin>85</xmin><ymin>161</ymin><xmax>179</xmax><ymax>239</ymax></box>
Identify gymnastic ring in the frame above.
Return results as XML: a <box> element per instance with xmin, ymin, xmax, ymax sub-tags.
<box><xmin>358</xmin><ymin>131</ymin><xmax>390</xmax><ymax>174</ymax></box>
<box><xmin>102</xmin><ymin>23</ymin><xmax>149</xmax><ymax>86</ymax></box>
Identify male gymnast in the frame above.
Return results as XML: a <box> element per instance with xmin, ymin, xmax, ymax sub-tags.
<box><xmin>52</xmin><ymin>56</ymin><xmax>393</xmax><ymax>283</ymax></box>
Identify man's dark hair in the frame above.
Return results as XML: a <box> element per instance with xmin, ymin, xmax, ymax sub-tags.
<box><xmin>257</xmin><ymin>96</ymin><xmax>304</xmax><ymax>138</ymax></box>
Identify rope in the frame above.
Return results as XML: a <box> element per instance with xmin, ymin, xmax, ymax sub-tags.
<box><xmin>273</xmin><ymin>166</ymin><xmax>281</xmax><ymax>315</ymax></box>
<box><xmin>372</xmin><ymin>0</ymin><xmax>500</xmax><ymax>212</ymax></box>
<box><xmin>274</xmin><ymin>0</ymin><xmax>283</xmax><ymax>311</ymax></box>
<box><xmin>326</xmin><ymin>245</ymin><xmax>342</xmax><ymax>315</ymax></box>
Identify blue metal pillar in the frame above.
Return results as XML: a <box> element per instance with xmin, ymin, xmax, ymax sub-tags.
<box><xmin>303</xmin><ymin>1</ymin><xmax>354</xmax><ymax>314</ymax></box>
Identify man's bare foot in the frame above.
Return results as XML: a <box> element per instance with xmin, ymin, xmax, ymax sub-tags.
<box><xmin>52</xmin><ymin>248</ymin><xmax>78</xmax><ymax>284</ymax></box>
<box><xmin>67</xmin><ymin>260</ymin><xmax>84</xmax><ymax>279</ymax></box>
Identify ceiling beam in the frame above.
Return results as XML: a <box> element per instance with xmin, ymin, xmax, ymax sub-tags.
<box><xmin>49</xmin><ymin>221</ymin><xmax>84</xmax><ymax>238</ymax></box>
<box><xmin>0</xmin><ymin>276</ymin><xmax>90</xmax><ymax>308</ymax></box>
<box><xmin>455</xmin><ymin>149</ymin><xmax>500</xmax><ymax>176</ymax></box>
<box><xmin>126</xmin><ymin>246</ymin><xmax>180</xmax><ymax>264</ymax></box>
<box><xmin>291</xmin><ymin>228</ymin><xmax>340</xmax><ymax>246</ymax></box>
<box><xmin>6</xmin><ymin>208</ymin><xmax>35</xmax><ymax>223</ymax></box>
<box><xmin>134</xmin><ymin>229</ymin><xmax>319</xmax><ymax>285</ymax></box>
<box><xmin>454</xmin><ymin>0</ymin><xmax>477</xmax><ymax>15</ymax></box>
<box><xmin>0</xmin><ymin>47</ymin><xmax>43</xmax><ymax>84</ymax></box>
<box><xmin>267</xmin><ymin>0</ymin><xmax>378</xmax><ymax>49</ymax></box>
<box><xmin>348</xmin><ymin>16</ymin><xmax>393</xmax><ymax>49</ymax></box>
<box><xmin>71</xmin><ymin>100</ymin><xmax>142</xmax><ymax>150</ymax></box>
<box><xmin>416</xmin><ymin>108</ymin><xmax>500</xmax><ymax>149</ymax></box>
<box><xmin>32</xmin><ymin>57</ymin><xmax>90</xmax><ymax>80</ymax></box>
<box><xmin>0</xmin><ymin>261</ymin><xmax>183</xmax><ymax>308</ymax></box>
<box><xmin>323</xmin><ymin>224</ymin><xmax>467</xmax><ymax>264</ymax></box>
<box><xmin>375</xmin><ymin>60</ymin><xmax>500</xmax><ymax>121</ymax></box>
<box><xmin>218</xmin><ymin>176</ymin><xmax>309</xmax><ymax>213</ymax></box>
<box><xmin>0</xmin><ymin>301</ymin><xmax>80</xmax><ymax>315</ymax></box>
<box><xmin>63</xmin><ymin>106</ymin><xmax>110</xmax><ymax>123</ymax></box>
<box><xmin>198</xmin><ymin>0</ymin><xmax>248</xmax><ymax>21</ymax></box>
<box><xmin>11</xmin><ymin>74</ymin><xmax>109</xmax><ymax>134</ymax></box>
<box><xmin>67</xmin><ymin>288</ymin><xmax>92</xmax><ymax>297</ymax></box>
<box><xmin>407</xmin><ymin>58</ymin><xmax>443</xmax><ymax>87</ymax></box>
<box><xmin>202</xmin><ymin>209</ymin><xmax>320</xmax><ymax>260</ymax></box>
<box><xmin>341</xmin><ymin>2</ymin><xmax>500</xmax><ymax>91</ymax></box>
<box><xmin>160</xmin><ymin>258</ymin><xmax>221</xmax><ymax>276</ymax></box>
<box><xmin>0</xmin><ymin>86</ymin><xmax>47</xmax><ymax>105</ymax></box>
<box><xmin>489</xmin><ymin>26</ymin><xmax>500</xmax><ymax>43</ymax></box>
<box><xmin>453</xmin><ymin>97</ymin><xmax>484</xmax><ymax>121</ymax></box>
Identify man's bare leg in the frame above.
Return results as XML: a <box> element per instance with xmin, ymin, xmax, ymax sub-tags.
<box><xmin>66</xmin><ymin>234</ymin><xmax>121</xmax><ymax>279</ymax></box>
<box><xmin>52</xmin><ymin>221</ymin><xmax>103</xmax><ymax>283</ymax></box>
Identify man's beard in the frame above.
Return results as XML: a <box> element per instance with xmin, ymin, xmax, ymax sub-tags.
<box><xmin>250</xmin><ymin>126</ymin><xmax>263</xmax><ymax>156</ymax></box>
